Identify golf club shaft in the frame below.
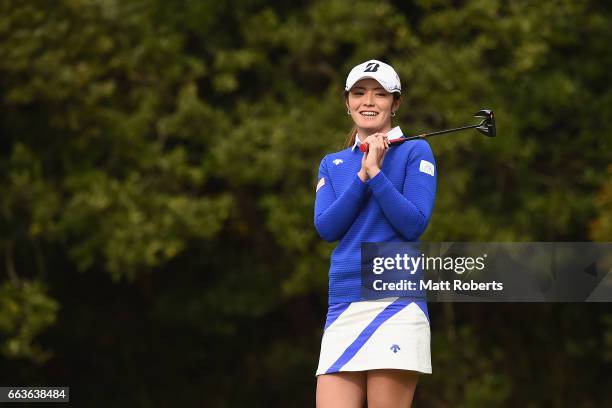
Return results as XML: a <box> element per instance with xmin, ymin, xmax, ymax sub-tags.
<box><xmin>389</xmin><ymin>123</ymin><xmax>480</xmax><ymax>145</ymax></box>
<box><xmin>360</xmin><ymin>123</ymin><xmax>482</xmax><ymax>152</ymax></box>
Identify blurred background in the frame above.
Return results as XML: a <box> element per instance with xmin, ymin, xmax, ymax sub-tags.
<box><xmin>0</xmin><ymin>0</ymin><xmax>611</xmax><ymax>406</ymax></box>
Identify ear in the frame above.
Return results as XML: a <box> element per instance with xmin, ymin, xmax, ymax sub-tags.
<box><xmin>392</xmin><ymin>95</ymin><xmax>403</xmax><ymax>112</ymax></box>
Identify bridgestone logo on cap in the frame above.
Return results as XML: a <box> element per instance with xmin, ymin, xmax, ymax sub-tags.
<box><xmin>364</xmin><ymin>63</ymin><xmax>379</xmax><ymax>72</ymax></box>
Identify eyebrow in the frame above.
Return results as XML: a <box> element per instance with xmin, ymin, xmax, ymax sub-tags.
<box><xmin>351</xmin><ymin>86</ymin><xmax>386</xmax><ymax>91</ymax></box>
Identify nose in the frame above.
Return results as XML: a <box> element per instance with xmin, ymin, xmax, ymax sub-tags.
<box><xmin>364</xmin><ymin>91</ymin><xmax>375</xmax><ymax>106</ymax></box>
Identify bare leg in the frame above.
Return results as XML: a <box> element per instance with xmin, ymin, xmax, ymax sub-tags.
<box><xmin>316</xmin><ymin>371</ymin><xmax>366</xmax><ymax>408</ymax></box>
<box><xmin>366</xmin><ymin>369</ymin><xmax>419</xmax><ymax>408</ymax></box>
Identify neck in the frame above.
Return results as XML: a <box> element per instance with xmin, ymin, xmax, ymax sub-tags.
<box><xmin>357</xmin><ymin>124</ymin><xmax>393</xmax><ymax>142</ymax></box>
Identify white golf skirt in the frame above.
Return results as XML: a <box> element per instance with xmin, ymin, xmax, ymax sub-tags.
<box><xmin>316</xmin><ymin>297</ymin><xmax>431</xmax><ymax>376</ymax></box>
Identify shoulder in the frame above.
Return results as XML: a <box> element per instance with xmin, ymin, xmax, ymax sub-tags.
<box><xmin>319</xmin><ymin>147</ymin><xmax>353</xmax><ymax>165</ymax></box>
<box><xmin>328</xmin><ymin>146</ymin><xmax>353</xmax><ymax>158</ymax></box>
<box><xmin>395</xmin><ymin>139</ymin><xmax>435</xmax><ymax>162</ymax></box>
<box><xmin>317</xmin><ymin>147</ymin><xmax>352</xmax><ymax>171</ymax></box>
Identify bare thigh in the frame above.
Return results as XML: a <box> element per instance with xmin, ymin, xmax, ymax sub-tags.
<box><xmin>366</xmin><ymin>369</ymin><xmax>419</xmax><ymax>408</ymax></box>
<box><xmin>316</xmin><ymin>371</ymin><xmax>366</xmax><ymax>408</ymax></box>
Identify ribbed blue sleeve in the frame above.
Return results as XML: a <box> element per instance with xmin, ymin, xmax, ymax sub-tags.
<box><xmin>367</xmin><ymin>140</ymin><xmax>437</xmax><ymax>240</ymax></box>
<box><xmin>314</xmin><ymin>156</ymin><xmax>368</xmax><ymax>242</ymax></box>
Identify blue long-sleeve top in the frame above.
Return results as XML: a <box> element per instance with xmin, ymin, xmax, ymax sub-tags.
<box><xmin>314</xmin><ymin>137</ymin><xmax>437</xmax><ymax>304</ymax></box>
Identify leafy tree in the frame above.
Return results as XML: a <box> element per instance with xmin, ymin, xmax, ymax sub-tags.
<box><xmin>0</xmin><ymin>0</ymin><xmax>610</xmax><ymax>406</ymax></box>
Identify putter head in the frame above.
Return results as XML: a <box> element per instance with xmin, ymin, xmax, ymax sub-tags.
<box><xmin>474</xmin><ymin>109</ymin><xmax>496</xmax><ymax>137</ymax></box>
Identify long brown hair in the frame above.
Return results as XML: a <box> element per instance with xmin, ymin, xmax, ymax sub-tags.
<box><xmin>344</xmin><ymin>92</ymin><xmax>402</xmax><ymax>148</ymax></box>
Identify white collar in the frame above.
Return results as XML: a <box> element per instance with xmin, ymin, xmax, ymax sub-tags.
<box><xmin>351</xmin><ymin>126</ymin><xmax>404</xmax><ymax>151</ymax></box>
<box><xmin>351</xmin><ymin>134</ymin><xmax>362</xmax><ymax>151</ymax></box>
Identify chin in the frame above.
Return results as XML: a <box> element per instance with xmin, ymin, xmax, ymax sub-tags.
<box><xmin>358</xmin><ymin>123</ymin><xmax>383</xmax><ymax>133</ymax></box>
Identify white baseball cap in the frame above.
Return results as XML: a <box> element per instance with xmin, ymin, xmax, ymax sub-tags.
<box><xmin>345</xmin><ymin>59</ymin><xmax>401</xmax><ymax>94</ymax></box>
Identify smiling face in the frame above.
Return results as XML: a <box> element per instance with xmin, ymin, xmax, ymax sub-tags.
<box><xmin>346</xmin><ymin>78</ymin><xmax>401</xmax><ymax>139</ymax></box>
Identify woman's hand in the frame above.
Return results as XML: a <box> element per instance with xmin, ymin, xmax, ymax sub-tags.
<box><xmin>358</xmin><ymin>133</ymin><xmax>389</xmax><ymax>180</ymax></box>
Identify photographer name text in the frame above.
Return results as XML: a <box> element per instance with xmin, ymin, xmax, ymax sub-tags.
<box><xmin>372</xmin><ymin>279</ymin><xmax>504</xmax><ymax>292</ymax></box>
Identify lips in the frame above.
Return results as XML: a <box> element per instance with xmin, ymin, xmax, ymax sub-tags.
<box><xmin>360</xmin><ymin>111</ymin><xmax>379</xmax><ymax>117</ymax></box>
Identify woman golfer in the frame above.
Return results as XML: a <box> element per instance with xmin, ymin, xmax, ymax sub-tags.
<box><xmin>314</xmin><ymin>59</ymin><xmax>436</xmax><ymax>407</ymax></box>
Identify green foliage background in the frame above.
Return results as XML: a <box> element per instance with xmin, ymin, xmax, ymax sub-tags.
<box><xmin>0</xmin><ymin>0</ymin><xmax>610</xmax><ymax>406</ymax></box>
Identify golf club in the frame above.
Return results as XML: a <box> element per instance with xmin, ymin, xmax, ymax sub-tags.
<box><xmin>359</xmin><ymin>109</ymin><xmax>496</xmax><ymax>152</ymax></box>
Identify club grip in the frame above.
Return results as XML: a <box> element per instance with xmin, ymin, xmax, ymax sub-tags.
<box><xmin>359</xmin><ymin>139</ymin><xmax>403</xmax><ymax>152</ymax></box>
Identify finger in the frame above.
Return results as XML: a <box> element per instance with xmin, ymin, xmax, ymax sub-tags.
<box><xmin>369</xmin><ymin>138</ymin><xmax>382</xmax><ymax>151</ymax></box>
<box><xmin>364</xmin><ymin>136</ymin><xmax>376</xmax><ymax>148</ymax></box>
<box><xmin>366</xmin><ymin>134</ymin><xmax>379</xmax><ymax>144</ymax></box>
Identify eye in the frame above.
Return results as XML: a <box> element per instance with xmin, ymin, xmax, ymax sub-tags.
<box><xmin>352</xmin><ymin>91</ymin><xmax>364</xmax><ymax>96</ymax></box>
<box><xmin>376</xmin><ymin>93</ymin><xmax>387</xmax><ymax>97</ymax></box>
